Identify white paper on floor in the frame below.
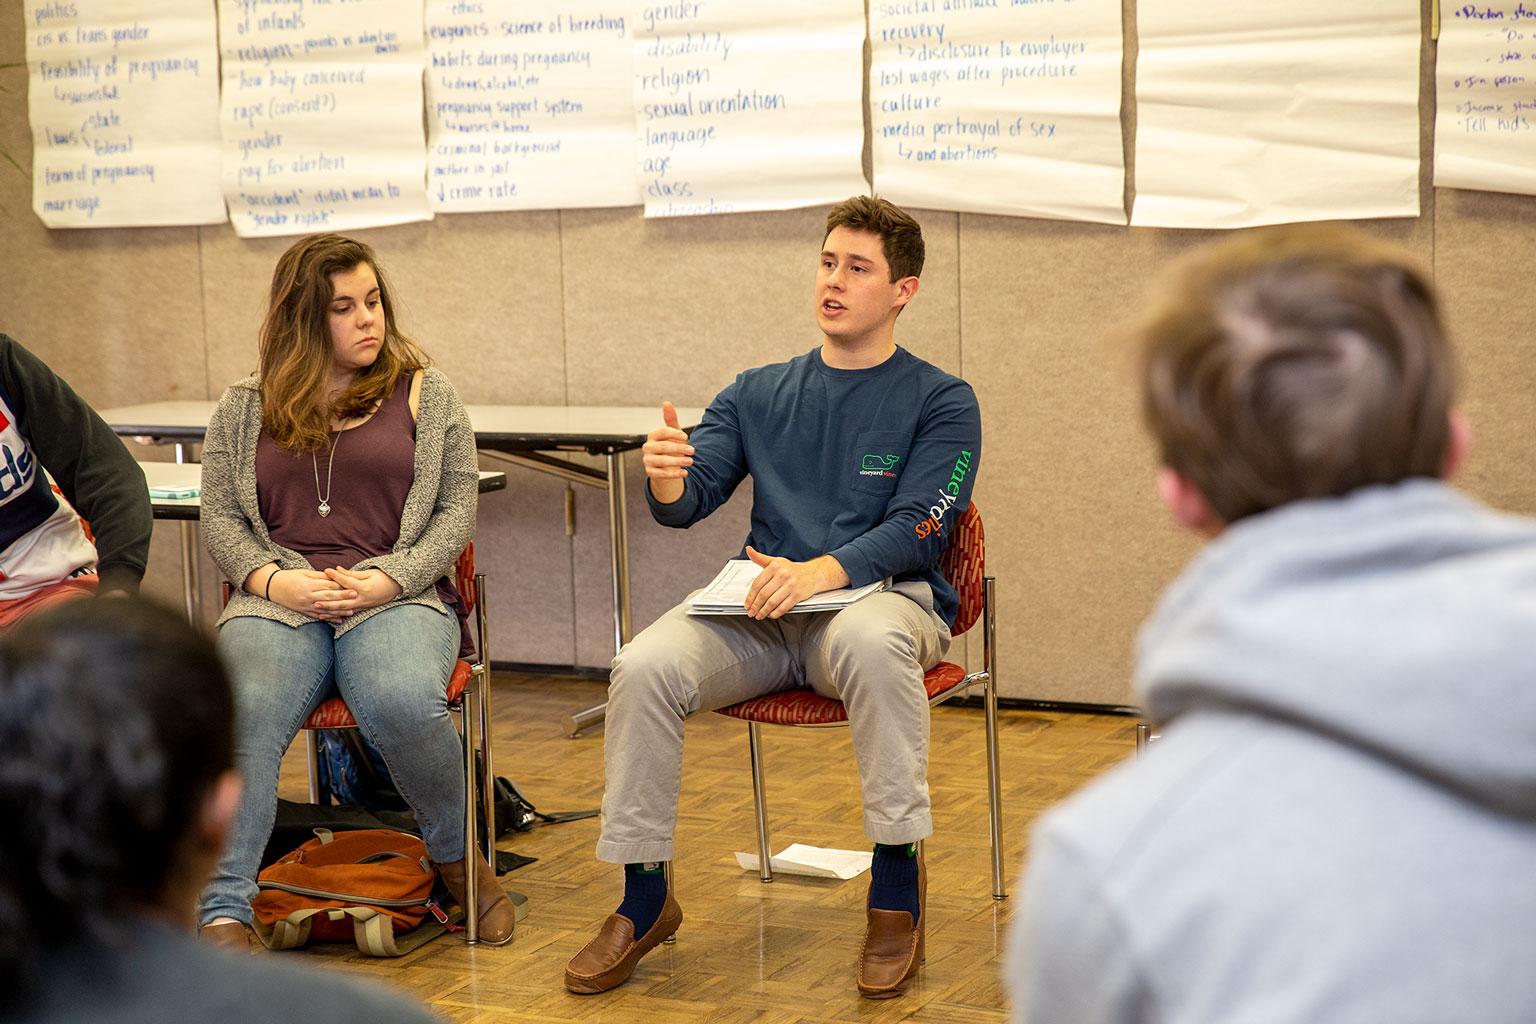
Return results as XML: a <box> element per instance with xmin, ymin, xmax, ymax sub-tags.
<box><xmin>735</xmin><ymin>843</ymin><xmax>873</xmax><ymax>880</ymax></box>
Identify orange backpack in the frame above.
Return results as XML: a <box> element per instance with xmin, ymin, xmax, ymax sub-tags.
<box><xmin>252</xmin><ymin>828</ymin><xmax>454</xmax><ymax>956</ymax></box>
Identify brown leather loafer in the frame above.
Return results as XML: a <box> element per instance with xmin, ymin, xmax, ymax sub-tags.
<box><xmin>857</xmin><ymin>851</ymin><xmax>926</xmax><ymax>998</ymax></box>
<box><xmin>564</xmin><ymin>891</ymin><xmax>683</xmax><ymax>994</ymax></box>
<box><xmin>199</xmin><ymin>921</ymin><xmax>254</xmax><ymax>955</ymax></box>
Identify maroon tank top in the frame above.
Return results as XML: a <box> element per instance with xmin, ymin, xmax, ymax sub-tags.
<box><xmin>257</xmin><ymin>380</ymin><xmax>416</xmax><ymax>571</ymax></box>
<box><xmin>255</xmin><ymin>377</ymin><xmax>472</xmax><ymax>656</ymax></box>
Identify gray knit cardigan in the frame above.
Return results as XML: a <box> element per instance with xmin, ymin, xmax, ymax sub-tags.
<box><xmin>200</xmin><ymin>369</ymin><xmax>478</xmax><ymax>635</ymax></box>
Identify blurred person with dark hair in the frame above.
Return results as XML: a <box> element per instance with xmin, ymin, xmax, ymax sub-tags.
<box><xmin>0</xmin><ymin>599</ymin><xmax>439</xmax><ymax>1023</ymax></box>
<box><xmin>1006</xmin><ymin>226</ymin><xmax>1536</xmax><ymax>1023</ymax></box>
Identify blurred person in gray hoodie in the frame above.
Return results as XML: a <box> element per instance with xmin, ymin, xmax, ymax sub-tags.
<box><xmin>1006</xmin><ymin>225</ymin><xmax>1536</xmax><ymax>1023</ymax></box>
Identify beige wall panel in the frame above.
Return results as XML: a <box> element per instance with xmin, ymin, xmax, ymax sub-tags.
<box><xmin>0</xmin><ymin>217</ymin><xmax>209</xmax><ymax>408</ymax></box>
<box><xmin>197</xmin><ymin>212</ymin><xmax>567</xmax><ymax>399</ymax></box>
<box><xmin>898</xmin><ymin>209</ymin><xmax>962</xmax><ymax>374</ymax></box>
<box><xmin>0</xmin><ymin>5</ymin><xmax>205</xmax><ymax>409</ymax></box>
<box><xmin>0</xmin><ymin>100</ymin><xmax>205</xmax><ymax>408</ymax></box>
<box><xmin>383</xmin><ymin>212</ymin><xmax>566</xmax><ymax>405</ymax></box>
<box><xmin>957</xmin><ymin>212</ymin><xmax>1435</xmax><ymax>708</ymax></box>
<box><xmin>141</xmin><ymin>518</ymin><xmax>224</xmax><ymax>630</ymax></box>
<box><xmin>1434</xmin><ymin>188</ymin><xmax>1536</xmax><ymax>517</ymax></box>
<box><xmin>141</xmin><ymin>521</ymin><xmax>192</xmax><ymax>612</ymax></box>
<box><xmin>132</xmin><ymin>447</ymin><xmax>221</xmax><ymax>627</ymax></box>
<box><xmin>371</xmin><ymin>214</ymin><xmax>571</xmax><ymax>667</ymax></box>
<box><xmin>474</xmin><ymin>456</ymin><xmax>577</xmax><ymax>667</ymax></box>
<box><xmin>558</xmin><ymin>205</ymin><xmax>961</xmax><ymax>405</ymax></box>
<box><xmin>199</xmin><ymin>227</ymin><xmax>307</xmax><ymax>389</ymax></box>
<box><xmin>560</xmin><ymin>206</ymin><xmax>824</xmax><ymax>407</ymax></box>
<box><xmin>961</xmin><ymin>218</ymin><xmax>1202</xmax><ymax>706</ymax></box>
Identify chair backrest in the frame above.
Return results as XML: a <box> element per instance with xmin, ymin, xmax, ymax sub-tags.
<box><xmin>939</xmin><ymin>503</ymin><xmax>985</xmax><ymax>636</ymax></box>
<box><xmin>454</xmin><ymin>542</ymin><xmax>477</xmax><ymax>615</ymax></box>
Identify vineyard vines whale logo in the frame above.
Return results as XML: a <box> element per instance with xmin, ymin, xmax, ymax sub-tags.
<box><xmin>859</xmin><ymin>452</ymin><xmax>902</xmax><ymax>477</ymax></box>
<box><xmin>915</xmin><ymin>449</ymin><xmax>973</xmax><ymax>539</ymax></box>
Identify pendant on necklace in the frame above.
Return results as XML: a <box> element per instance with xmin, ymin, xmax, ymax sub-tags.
<box><xmin>318</xmin><ymin>501</ymin><xmax>331</xmax><ymax>517</ymax></box>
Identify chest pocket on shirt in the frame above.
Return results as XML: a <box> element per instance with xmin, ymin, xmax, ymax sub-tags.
<box><xmin>849</xmin><ymin>429</ymin><xmax>910</xmax><ymax>498</ymax></box>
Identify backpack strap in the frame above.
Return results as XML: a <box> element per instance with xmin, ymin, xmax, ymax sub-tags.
<box><xmin>353</xmin><ymin>905</ymin><xmax>451</xmax><ymax>956</ymax></box>
<box><xmin>257</xmin><ymin>904</ymin><xmax>448</xmax><ymax>957</ymax></box>
<box><xmin>355</xmin><ymin>910</ymin><xmax>403</xmax><ymax>957</ymax></box>
<box><xmin>253</xmin><ymin>908</ymin><xmax>324</xmax><ymax>951</ymax></box>
<box><xmin>356</xmin><ymin>850</ymin><xmax>433</xmax><ymax>873</ymax></box>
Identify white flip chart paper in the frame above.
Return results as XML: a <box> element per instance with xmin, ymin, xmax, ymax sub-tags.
<box><xmin>425</xmin><ymin>1</ymin><xmax>640</xmax><ymax>211</ymax></box>
<box><xmin>633</xmin><ymin>0</ymin><xmax>867</xmax><ymax>218</ymax></box>
<box><xmin>27</xmin><ymin>0</ymin><xmax>224</xmax><ymax>227</ymax></box>
<box><xmin>1132</xmin><ymin>1</ymin><xmax>1420</xmax><ymax>229</ymax></box>
<box><xmin>1434</xmin><ymin>2</ymin><xmax>1536</xmax><ymax>196</ymax></box>
<box><xmin>870</xmin><ymin>0</ymin><xmax>1126</xmax><ymax>224</ymax></box>
<box><xmin>220</xmin><ymin>0</ymin><xmax>432</xmax><ymax>237</ymax></box>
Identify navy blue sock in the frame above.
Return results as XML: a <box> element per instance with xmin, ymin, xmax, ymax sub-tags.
<box><xmin>616</xmin><ymin>862</ymin><xmax>667</xmax><ymax>936</ymax></box>
<box><xmin>868</xmin><ymin>843</ymin><xmax>920</xmax><ymax>925</ymax></box>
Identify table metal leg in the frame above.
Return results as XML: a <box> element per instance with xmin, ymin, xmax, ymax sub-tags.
<box><xmin>563</xmin><ymin>451</ymin><xmax>632</xmax><ymax>737</ymax></box>
<box><xmin>606</xmin><ymin>451</ymin><xmax>633</xmax><ymax>651</ymax></box>
<box><xmin>174</xmin><ymin>443</ymin><xmax>202</xmax><ymax>622</ymax></box>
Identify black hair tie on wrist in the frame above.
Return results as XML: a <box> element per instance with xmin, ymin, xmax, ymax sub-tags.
<box><xmin>265</xmin><ymin>569</ymin><xmax>282</xmax><ymax>601</ymax></box>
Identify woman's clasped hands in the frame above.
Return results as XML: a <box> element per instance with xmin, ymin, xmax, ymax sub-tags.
<box><xmin>267</xmin><ymin>566</ymin><xmax>402</xmax><ymax>621</ymax></box>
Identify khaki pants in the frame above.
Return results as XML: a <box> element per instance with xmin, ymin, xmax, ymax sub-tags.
<box><xmin>596</xmin><ymin>582</ymin><xmax>950</xmax><ymax>864</ymax></box>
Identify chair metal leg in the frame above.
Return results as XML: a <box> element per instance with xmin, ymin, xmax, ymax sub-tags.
<box><xmin>748</xmin><ymin>721</ymin><xmax>773</xmax><ymax>883</ymax></box>
<box><xmin>304</xmin><ymin>730</ymin><xmax>323</xmax><ymax>805</ymax></box>
<box><xmin>984</xmin><ymin>681</ymin><xmax>1006</xmax><ymax>900</ymax></box>
<box><xmin>1136</xmin><ymin>721</ymin><xmax>1161</xmax><ymax>755</ymax></box>
<box><xmin>473</xmin><ymin>574</ymin><xmax>496</xmax><ymax>858</ymax></box>
<box><xmin>461</xmin><ymin>684</ymin><xmax>479</xmax><ymax>945</ymax></box>
<box><xmin>661</xmin><ymin>861</ymin><xmax>678</xmax><ymax>944</ymax></box>
<box><xmin>982</xmin><ymin>576</ymin><xmax>1006</xmax><ymax>900</ymax></box>
<box><xmin>476</xmin><ymin>667</ymin><xmax>496</xmax><ymax>859</ymax></box>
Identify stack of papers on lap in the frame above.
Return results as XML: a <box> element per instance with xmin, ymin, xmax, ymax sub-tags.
<box><xmin>686</xmin><ymin>560</ymin><xmax>888</xmax><ymax>616</ymax></box>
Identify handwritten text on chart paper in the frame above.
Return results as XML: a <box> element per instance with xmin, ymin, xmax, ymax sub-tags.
<box><xmin>220</xmin><ymin>0</ymin><xmax>431</xmax><ymax>236</ymax></box>
<box><xmin>633</xmin><ymin>0</ymin><xmax>865</xmax><ymax>217</ymax></box>
<box><xmin>424</xmin><ymin>2</ymin><xmax>637</xmax><ymax>210</ymax></box>
<box><xmin>1436</xmin><ymin>2</ymin><xmax>1536</xmax><ymax>195</ymax></box>
<box><xmin>1447</xmin><ymin>8</ymin><xmax>1536</xmax><ymax>135</ymax></box>
<box><xmin>869</xmin><ymin>0</ymin><xmax>1124</xmax><ymax>221</ymax></box>
<box><xmin>28</xmin><ymin>0</ymin><xmax>224</xmax><ymax>226</ymax></box>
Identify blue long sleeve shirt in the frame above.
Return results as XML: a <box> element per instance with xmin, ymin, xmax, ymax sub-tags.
<box><xmin>646</xmin><ymin>346</ymin><xmax>981</xmax><ymax>628</ymax></box>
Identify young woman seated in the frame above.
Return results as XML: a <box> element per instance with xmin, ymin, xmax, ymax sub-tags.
<box><xmin>196</xmin><ymin>234</ymin><xmax>514</xmax><ymax>947</ymax></box>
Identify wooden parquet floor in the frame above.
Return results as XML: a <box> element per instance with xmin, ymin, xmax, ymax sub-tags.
<box><xmin>272</xmin><ymin>672</ymin><xmax>1137</xmax><ymax>1023</ymax></box>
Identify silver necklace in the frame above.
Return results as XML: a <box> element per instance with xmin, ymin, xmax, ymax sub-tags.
<box><xmin>311</xmin><ymin>431</ymin><xmax>341</xmax><ymax>517</ymax></box>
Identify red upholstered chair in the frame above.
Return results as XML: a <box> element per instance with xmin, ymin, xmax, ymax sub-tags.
<box><xmin>223</xmin><ymin>544</ymin><xmax>500</xmax><ymax>941</ymax></box>
<box><xmin>715</xmin><ymin>503</ymin><xmax>1005</xmax><ymax>899</ymax></box>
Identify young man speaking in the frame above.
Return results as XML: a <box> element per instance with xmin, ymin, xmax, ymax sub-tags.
<box><xmin>564</xmin><ymin>197</ymin><xmax>981</xmax><ymax>999</ymax></box>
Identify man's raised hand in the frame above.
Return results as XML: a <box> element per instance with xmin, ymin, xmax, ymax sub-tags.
<box><xmin>643</xmin><ymin>401</ymin><xmax>693</xmax><ymax>503</ymax></box>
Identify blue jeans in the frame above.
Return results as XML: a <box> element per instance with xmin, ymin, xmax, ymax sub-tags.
<box><xmin>198</xmin><ymin>604</ymin><xmax>462</xmax><ymax>926</ymax></box>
